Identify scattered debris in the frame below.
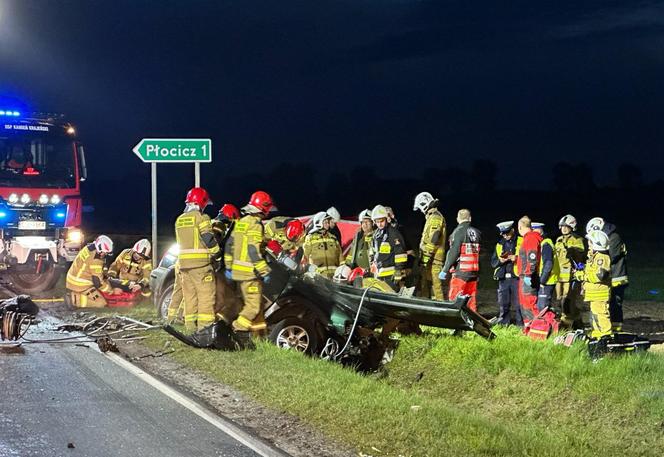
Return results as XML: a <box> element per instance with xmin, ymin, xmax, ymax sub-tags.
<box><xmin>96</xmin><ymin>336</ymin><xmax>118</xmax><ymax>353</ymax></box>
<box><xmin>0</xmin><ymin>295</ymin><xmax>39</xmax><ymax>341</ymax></box>
<box><xmin>67</xmin><ymin>442</ymin><xmax>75</xmax><ymax>449</ymax></box>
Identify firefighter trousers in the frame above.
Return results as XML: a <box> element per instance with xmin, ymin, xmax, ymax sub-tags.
<box><xmin>556</xmin><ymin>281</ymin><xmax>583</xmax><ymax>327</ymax></box>
<box><xmin>589</xmin><ymin>300</ymin><xmax>612</xmax><ymax>339</ymax></box>
<box><xmin>233</xmin><ymin>279</ymin><xmax>266</xmax><ymax>336</ymax></box>
<box><xmin>518</xmin><ymin>278</ymin><xmax>538</xmax><ymax>326</ymax></box>
<box><xmin>420</xmin><ymin>263</ymin><xmax>445</xmax><ymax>301</ymax></box>
<box><xmin>215</xmin><ymin>275</ymin><xmax>240</xmax><ymax>324</ymax></box>
<box><xmin>448</xmin><ymin>276</ymin><xmax>478</xmax><ymax>311</ymax></box>
<box><xmin>497</xmin><ymin>277</ymin><xmax>522</xmax><ymax>326</ymax></box>
<box><xmin>166</xmin><ymin>267</ymin><xmax>184</xmax><ymax>322</ymax></box>
<box><xmin>179</xmin><ymin>265</ymin><xmax>216</xmax><ymax>331</ymax></box>
<box><xmin>609</xmin><ymin>284</ymin><xmax>627</xmax><ymax>331</ymax></box>
<box><xmin>68</xmin><ymin>288</ymin><xmax>107</xmax><ymax>308</ymax></box>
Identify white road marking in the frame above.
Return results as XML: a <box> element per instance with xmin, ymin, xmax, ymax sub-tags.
<box><xmin>105</xmin><ymin>351</ymin><xmax>288</xmax><ymax>457</ymax></box>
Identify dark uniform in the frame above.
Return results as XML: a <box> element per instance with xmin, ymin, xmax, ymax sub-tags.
<box><xmin>491</xmin><ymin>235</ymin><xmax>521</xmax><ymax>325</ymax></box>
<box><xmin>371</xmin><ymin>225</ymin><xmax>407</xmax><ymax>291</ymax></box>
<box><xmin>602</xmin><ymin>223</ymin><xmax>628</xmax><ymax>331</ymax></box>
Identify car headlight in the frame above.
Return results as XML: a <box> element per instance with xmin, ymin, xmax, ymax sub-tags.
<box><xmin>50</xmin><ymin>194</ymin><xmax>61</xmax><ymax>204</ymax></box>
<box><xmin>38</xmin><ymin>194</ymin><xmax>49</xmax><ymax>205</ymax></box>
<box><xmin>67</xmin><ymin>229</ymin><xmax>83</xmax><ymax>244</ymax></box>
<box><xmin>8</xmin><ymin>193</ymin><xmax>18</xmax><ymax>204</ymax></box>
<box><xmin>20</xmin><ymin>193</ymin><xmax>31</xmax><ymax>204</ymax></box>
<box><xmin>167</xmin><ymin>243</ymin><xmax>179</xmax><ymax>256</ymax></box>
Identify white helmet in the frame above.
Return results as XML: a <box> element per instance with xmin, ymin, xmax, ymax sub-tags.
<box><xmin>333</xmin><ymin>265</ymin><xmax>351</xmax><ymax>283</ymax></box>
<box><xmin>586</xmin><ymin>230</ymin><xmax>609</xmax><ymax>251</ymax></box>
<box><xmin>558</xmin><ymin>214</ymin><xmax>577</xmax><ymax>231</ymax></box>
<box><xmin>586</xmin><ymin>217</ymin><xmax>605</xmax><ymax>234</ymax></box>
<box><xmin>371</xmin><ymin>204</ymin><xmax>388</xmax><ymax>222</ymax></box>
<box><xmin>132</xmin><ymin>238</ymin><xmax>151</xmax><ymax>258</ymax></box>
<box><xmin>358</xmin><ymin>209</ymin><xmax>372</xmax><ymax>223</ymax></box>
<box><xmin>413</xmin><ymin>192</ymin><xmax>436</xmax><ymax>213</ymax></box>
<box><xmin>310</xmin><ymin>211</ymin><xmax>331</xmax><ymax>233</ymax></box>
<box><xmin>326</xmin><ymin>206</ymin><xmax>341</xmax><ymax>223</ymax></box>
<box><xmin>94</xmin><ymin>235</ymin><xmax>113</xmax><ymax>254</ymax></box>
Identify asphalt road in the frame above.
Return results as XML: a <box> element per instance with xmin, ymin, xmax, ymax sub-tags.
<box><xmin>0</xmin><ymin>319</ymin><xmax>278</xmax><ymax>457</ymax></box>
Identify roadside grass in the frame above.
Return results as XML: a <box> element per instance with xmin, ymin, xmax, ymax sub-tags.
<box><xmin>101</xmin><ymin>304</ymin><xmax>664</xmax><ymax>456</ymax></box>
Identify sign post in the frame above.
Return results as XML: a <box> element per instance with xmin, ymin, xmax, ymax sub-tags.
<box><xmin>132</xmin><ymin>138</ymin><xmax>213</xmax><ymax>267</ymax></box>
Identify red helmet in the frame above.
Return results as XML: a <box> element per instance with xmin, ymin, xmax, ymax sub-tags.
<box><xmin>185</xmin><ymin>187</ymin><xmax>211</xmax><ymax>208</ymax></box>
<box><xmin>265</xmin><ymin>239</ymin><xmax>283</xmax><ymax>256</ymax></box>
<box><xmin>285</xmin><ymin>219</ymin><xmax>305</xmax><ymax>242</ymax></box>
<box><xmin>219</xmin><ymin>203</ymin><xmax>240</xmax><ymax>221</ymax></box>
<box><xmin>249</xmin><ymin>191</ymin><xmax>275</xmax><ymax>215</ymax></box>
<box><xmin>348</xmin><ymin>267</ymin><xmax>366</xmax><ymax>283</ymax></box>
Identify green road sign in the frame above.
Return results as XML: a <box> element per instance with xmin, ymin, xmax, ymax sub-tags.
<box><xmin>132</xmin><ymin>138</ymin><xmax>212</xmax><ymax>163</ymax></box>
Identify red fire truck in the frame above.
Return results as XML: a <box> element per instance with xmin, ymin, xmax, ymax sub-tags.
<box><xmin>0</xmin><ymin>105</ymin><xmax>86</xmax><ymax>292</ymax></box>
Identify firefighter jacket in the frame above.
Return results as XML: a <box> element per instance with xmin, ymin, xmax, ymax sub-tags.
<box><xmin>491</xmin><ymin>235</ymin><xmax>518</xmax><ymax>280</ymax></box>
<box><xmin>224</xmin><ymin>214</ymin><xmax>270</xmax><ymax>281</ymax></box>
<box><xmin>371</xmin><ymin>226</ymin><xmax>407</xmax><ymax>278</ymax></box>
<box><xmin>108</xmin><ymin>249</ymin><xmax>152</xmax><ymax>287</ymax></box>
<box><xmin>578</xmin><ymin>251</ymin><xmax>611</xmax><ymax>302</ymax></box>
<box><xmin>443</xmin><ymin>221</ymin><xmax>481</xmax><ymax>281</ymax></box>
<box><xmin>303</xmin><ymin>231</ymin><xmax>343</xmax><ymax>277</ymax></box>
<box><xmin>602</xmin><ymin>223</ymin><xmax>628</xmax><ymax>287</ymax></box>
<box><xmin>419</xmin><ymin>208</ymin><xmax>446</xmax><ymax>267</ymax></box>
<box><xmin>211</xmin><ymin>218</ymin><xmax>234</xmax><ymax>246</ymax></box>
<box><xmin>345</xmin><ymin>229</ymin><xmax>373</xmax><ymax>270</ymax></box>
<box><xmin>539</xmin><ymin>238</ymin><xmax>560</xmax><ymax>286</ymax></box>
<box><xmin>66</xmin><ymin>244</ymin><xmax>113</xmax><ymax>293</ymax></box>
<box><xmin>265</xmin><ymin>216</ymin><xmax>303</xmax><ymax>252</ymax></box>
<box><xmin>517</xmin><ymin>230</ymin><xmax>543</xmax><ymax>279</ymax></box>
<box><xmin>175</xmin><ymin>209</ymin><xmax>220</xmax><ymax>270</ymax></box>
<box><xmin>555</xmin><ymin>233</ymin><xmax>585</xmax><ymax>282</ymax></box>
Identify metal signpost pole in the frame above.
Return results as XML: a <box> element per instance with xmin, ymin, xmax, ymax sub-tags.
<box><xmin>195</xmin><ymin>162</ymin><xmax>200</xmax><ymax>187</ymax></box>
<box><xmin>151</xmin><ymin>162</ymin><xmax>158</xmax><ymax>268</ymax></box>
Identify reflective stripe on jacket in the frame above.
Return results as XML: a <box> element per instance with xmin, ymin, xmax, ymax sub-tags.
<box><xmin>108</xmin><ymin>248</ymin><xmax>152</xmax><ymax>285</ymax></box>
<box><xmin>419</xmin><ymin>208</ymin><xmax>446</xmax><ymax>265</ymax></box>
<box><xmin>175</xmin><ymin>210</ymin><xmax>220</xmax><ymax>270</ymax></box>
<box><xmin>555</xmin><ymin>233</ymin><xmax>585</xmax><ymax>282</ymax></box>
<box><xmin>66</xmin><ymin>244</ymin><xmax>113</xmax><ymax>293</ymax></box>
<box><xmin>225</xmin><ymin>214</ymin><xmax>270</xmax><ymax>281</ymax></box>
<box><xmin>303</xmin><ymin>231</ymin><xmax>343</xmax><ymax>277</ymax></box>
<box><xmin>583</xmin><ymin>251</ymin><xmax>611</xmax><ymax>301</ymax></box>
<box><xmin>539</xmin><ymin>238</ymin><xmax>560</xmax><ymax>286</ymax></box>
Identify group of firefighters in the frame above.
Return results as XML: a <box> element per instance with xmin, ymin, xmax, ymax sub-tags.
<box><xmin>64</xmin><ymin>187</ymin><xmax>627</xmax><ymax>344</ymax></box>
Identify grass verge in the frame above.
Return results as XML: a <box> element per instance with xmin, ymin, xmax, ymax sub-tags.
<box><xmin>101</xmin><ymin>305</ymin><xmax>664</xmax><ymax>457</ymax></box>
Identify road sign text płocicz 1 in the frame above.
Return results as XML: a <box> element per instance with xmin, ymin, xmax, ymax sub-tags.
<box><xmin>132</xmin><ymin>138</ymin><xmax>212</xmax><ymax>163</ymax></box>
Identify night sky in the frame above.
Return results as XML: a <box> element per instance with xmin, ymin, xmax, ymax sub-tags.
<box><xmin>2</xmin><ymin>0</ymin><xmax>664</xmax><ymax>191</ymax></box>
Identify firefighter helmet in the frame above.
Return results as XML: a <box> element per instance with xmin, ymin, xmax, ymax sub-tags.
<box><xmin>185</xmin><ymin>187</ymin><xmax>211</xmax><ymax>208</ymax></box>
<box><xmin>310</xmin><ymin>211</ymin><xmax>331</xmax><ymax>233</ymax></box>
<box><xmin>586</xmin><ymin>217</ymin><xmax>605</xmax><ymax>234</ymax></box>
<box><xmin>333</xmin><ymin>265</ymin><xmax>352</xmax><ymax>283</ymax></box>
<box><xmin>371</xmin><ymin>205</ymin><xmax>388</xmax><ymax>222</ymax></box>
<box><xmin>326</xmin><ymin>206</ymin><xmax>341</xmax><ymax>222</ymax></box>
<box><xmin>358</xmin><ymin>209</ymin><xmax>372</xmax><ymax>223</ymax></box>
<box><xmin>219</xmin><ymin>203</ymin><xmax>240</xmax><ymax>221</ymax></box>
<box><xmin>586</xmin><ymin>230</ymin><xmax>609</xmax><ymax>251</ymax></box>
<box><xmin>131</xmin><ymin>238</ymin><xmax>151</xmax><ymax>258</ymax></box>
<box><xmin>413</xmin><ymin>192</ymin><xmax>437</xmax><ymax>213</ymax></box>
<box><xmin>249</xmin><ymin>191</ymin><xmax>275</xmax><ymax>215</ymax></box>
<box><xmin>558</xmin><ymin>214</ymin><xmax>578</xmax><ymax>230</ymax></box>
<box><xmin>285</xmin><ymin>219</ymin><xmax>305</xmax><ymax>242</ymax></box>
<box><xmin>94</xmin><ymin>235</ymin><xmax>113</xmax><ymax>254</ymax></box>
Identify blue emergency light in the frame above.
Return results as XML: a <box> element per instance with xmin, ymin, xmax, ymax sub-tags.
<box><xmin>55</xmin><ymin>211</ymin><xmax>66</xmax><ymax>219</ymax></box>
<box><xmin>0</xmin><ymin>211</ymin><xmax>6</xmax><ymax>218</ymax></box>
<box><xmin>0</xmin><ymin>110</ymin><xmax>21</xmax><ymax>116</ymax></box>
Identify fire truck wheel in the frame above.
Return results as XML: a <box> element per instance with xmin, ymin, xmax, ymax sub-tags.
<box><xmin>9</xmin><ymin>264</ymin><xmax>62</xmax><ymax>294</ymax></box>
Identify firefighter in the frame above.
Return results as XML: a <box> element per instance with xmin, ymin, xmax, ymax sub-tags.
<box><xmin>440</xmin><ymin>209</ymin><xmax>481</xmax><ymax>311</ymax></box>
<box><xmin>555</xmin><ymin>214</ymin><xmax>586</xmax><ymax>328</ymax></box>
<box><xmin>66</xmin><ymin>235</ymin><xmax>115</xmax><ymax>308</ymax></box>
<box><xmin>211</xmin><ymin>203</ymin><xmax>241</xmax><ymax>323</ymax></box>
<box><xmin>265</xmin><ymin>217</ymin><xmax>306</xmax><ymax>254</ymax></box>
<box><xmin>223</xmin><ymin>191</ymin><xmax>274</xmax><ymax>343</ymax></box>
<box><xmin>345</xmin><ymin>209</ymin><xmax>373</xmax><ymax>270</ymax></box>
<box><xmin>107</xmin><ymin>238</ymin><xmax>153</xmax><ymax>298</ymax></box>
<box><xmin>532</xmin><ymin>223</ymin><xmax>560</xmax><ymax>312</ymax></box>
<box><xmin>303</xmin><ymin>211</ymin><xmax>343</xmax><ymax>278</ymax></box>
<box><xmin>490</xmin><ymin>221</ymin><xmax>522</xmax><ymax>326</ymax></box>
<box><xmin>175</xmin><ymin>187</ymin><xmax>220</xmax><ymax>332</ymax></box>
<box><xmin>326</xmin><ymin>206</ymin><xmax>342</xmax><ymax>243</ymax></box>
<box><xmin>587</xmin><ymin>217</ymin><xmax>629</xmax><ymax>332</ymax></box>
<box><xmin>575</xmin><ymin>230</ymin><xmax>612</xmax><ymax>339</ymax></box>
<box><xmin>212</xmin><ymin>203</ymin><xmax>240</xmax><ymax>245</ymax></box>
<box><xmin>413</xmin><ymin>192</ymin><xmax>447</xmax><ymax>300</ymax></box>
<box><xmin>515</xmin><ymin>216</ymin><xmax>542</xmax><ymax>326</ymax></box>
<box><xmin>370</xmin><ymin>205</ymin><xmax>407</xmax><ymax>291</ymax></box>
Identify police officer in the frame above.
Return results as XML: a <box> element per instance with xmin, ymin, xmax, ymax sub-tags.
<box><xmin>576</xmin><ymin>230</ymin><xmax>612</xmax><ymax>339</ymax></box>
<box><xmin>532</xmin><ymin>222</ymin><xmax>560</xmax><ymax>312</ymax></box>
<box><xmin>440</xmin><ymin>209</ymin><xmax>481</xmax><ymax>311</ymax></box>
<box><xmin>370</xmin><ymin>205</ymin><xmax>407</xmax><ymax>291</ymax></box>
<box><xmin>413</xmin><ymin>192</ymin><xmax>446</xmax><ymax>300</ymax></box>
<box><xmin>555</xmin><ymin>214</ymin><xmax>586</xmax><ymax>327</ymax></box>
<box><xmin>107</xmin><ymin>238</ymin><xmax>152</xmax><ymax>298</ymax></box>
<box><xmin>490</xmin><ymin>221</ymin><xmax>522</xmax><ymax>325</ymax></box>
<box><xmin>345</xmin><ymin>209</ymin><xmax>373</xmax><ymax>270</ymax></box>
<box><xmin>175</xmin><ymin>187</ymin><xmax>220</xmax><ymax>332</ymax></box>
<box><xmin>223</xmin><ymin>191</ymin><xmax>274</xmax><ymax>343</ymax></box>
<box><xmin>303</xmin><ymin>211</ymin><xmax>343</xmax><ymax>278</ymax></box>
<box><xmin>66</xmin><ymin>235</ymin><xmax>115</xmax><ymax>307</ymax></box>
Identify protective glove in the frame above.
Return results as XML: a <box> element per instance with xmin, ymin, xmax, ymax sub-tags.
<box><xmin>263</xmin><ymin>274</ymin><xmax>271</xmax><ymax>284</ymax></box>
<box><xmin>224</xmin><ymin>270</ymin><xmax>232</xmax><ymax>281</ymax></box>
<box><xmin>438</xmin><ymin>271</ymin><xmax>448</xmax><ymax>281</ymax></box>
<box><xmin>523</xmin><ymin>276</ymin><xmax>532</xmax><ymax>287</ymax></box>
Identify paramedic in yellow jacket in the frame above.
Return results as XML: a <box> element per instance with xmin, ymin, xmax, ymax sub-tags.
<box><xmin>107</xmin><ymin>239</ymin><xmax>152</xmax><ymax>298</ymax></box>
<box><xmin>413</xmin><ymin>192</ymin><xmax>447</xmax><ymax>300</ymax></box>
<box><xmin>575</xmin><ymin>230</ymin><xmax>612</xmax><ymax>339</ymax></box>
<box><xmin>223</xmin><ymin>191</ymin><xmax>275</xmax><ymax>342</ymax></box>
<box><xmin>66</xmin><ymin>235</ymin><xmax>115</xmax><ymax>307</ymax></box>
<box><xmin>175</xmin><ymin>187</ymin><xmax>220</xmax><ymax>332</ymax></box>
<box><xmin>303</xmin><ymin>211</ymin><xmax>343</xmax><ymax>279</ymax></box>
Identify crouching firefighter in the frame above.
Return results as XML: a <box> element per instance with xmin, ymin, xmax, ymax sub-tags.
<box><xmin>175</xmin><ymin>187</ymin><xmax>220</xmax><ymax>332</ymax></box>
<box><xmin>66</xmin><ymin>235</ymin><xmax>115</xmax><ymax>308</ymax></box>
<box><xmin>107</xmin><ymin>238</ymin><xmax>153</xmax><ymax>300</ymax></box>
<box><xmin>222</xmin><ymin>191</ymin><xmax>275</xmax><ymax>345</ymax></box>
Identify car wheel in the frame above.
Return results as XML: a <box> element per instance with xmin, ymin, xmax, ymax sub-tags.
<box><xmin>158</xmin><ymin>282</ymin><xmax>175</xmax><ymax>319</ymax></box>
<box><xmin>269</xmin><ymin>317</ymin><xmax>320</xmax><ymax>355</ymax></box>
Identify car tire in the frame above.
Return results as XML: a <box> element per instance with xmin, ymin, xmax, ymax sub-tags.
<box><xmin>268</xmin><ymin>317</ymin><xmax>320</xmax><ymax>355</ymax></box>
<box><xmin>157</xmin><ymin>281</ymin><xmax>175</xmax><ymax>319</ymax></box>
